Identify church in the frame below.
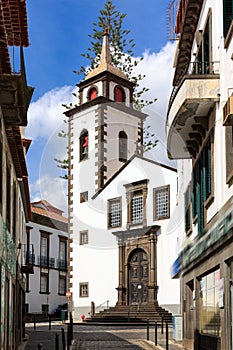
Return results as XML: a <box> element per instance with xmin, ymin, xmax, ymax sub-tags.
<box><xmin>65</xmin><ymin>32</ymin><xmax>180</xmax><ymax>320</ymax></box>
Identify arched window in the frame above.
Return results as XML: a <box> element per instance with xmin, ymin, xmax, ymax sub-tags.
<box><xmin>119</xmin><ymin>131</ymin><xmax>127</xmax><ymax>162</ymax></box>
<box><xmin>88</xmin><ymin>87</ymin><xmax>98</xmax><ymax>100</ymax></box>
<box><xmin>114</xmin><ymin>86</ymin><xmax>125</xmax><ymax>103</ymax></box>
<box><xmin>80</xmin><ymin>129</ymin><xmax>89</xmax><ymax>161</ymax></box>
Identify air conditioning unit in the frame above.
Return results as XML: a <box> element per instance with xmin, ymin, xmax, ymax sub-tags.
<box><xmin>223</xmin><ymin>95</ymin><xmax>233</xmax><ymax>126</ymax></box>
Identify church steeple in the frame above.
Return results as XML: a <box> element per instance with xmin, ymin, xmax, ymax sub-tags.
<box><xmin>85</xmin><ymin>30</ymin><xmax>128</xmax><ymax>81</ymax></box>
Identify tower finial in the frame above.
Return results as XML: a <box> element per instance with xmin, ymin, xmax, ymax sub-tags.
<box><xmin>100</xmin><ymin>26</ymin><xmax>111</xmax><ymax>65</ymax></box>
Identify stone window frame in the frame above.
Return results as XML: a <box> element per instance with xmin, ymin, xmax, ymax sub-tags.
<box><xmin>108</xmin><ymin>197</ymin><xmax>122</xmax><ymax>229</ymax></box>
<box><xmin>153</xmin><ymin>185</ymin><xmax>170</xmax><ymax>221</ymax></box>
<box><xmin>80</xmin><ymin>230</ymin><xmax>88</xmax><ymax>245</ymax></box>
<box><xmin>79</xmin><ymin>282</ymin><xmax>89</xmax><ymax>298</ymax></box>
<box><xmin>124</xmin><ymin>179</ymin><xmax>148</xmax><ymax>229</ymax></box>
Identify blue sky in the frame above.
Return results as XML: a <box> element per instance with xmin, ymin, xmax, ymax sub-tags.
<box><xmin>24</xmin><ymin>0</ymin><xmax>176</xmax><ymax>212</ymax></box>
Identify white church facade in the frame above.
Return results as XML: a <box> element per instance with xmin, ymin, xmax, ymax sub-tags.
<box><xmin>66</xmin><ymin>32</ymin><xmax>180</xmax><ymax>320</ymax></box>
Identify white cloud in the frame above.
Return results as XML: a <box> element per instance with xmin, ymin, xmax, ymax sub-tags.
<box><xmin>29</xmin><ymin>175</ymin><xmax>68</xmax><ymax>215</ymax></box>
<box><xmin>135</xmin><ymin>41</ymin><xmax>176</xmax><ymax>167</ymax></box>
<box><xmin>26</xmin><ymin>85</ymin><xmax>78</xmax><ymax>141</ymax></box>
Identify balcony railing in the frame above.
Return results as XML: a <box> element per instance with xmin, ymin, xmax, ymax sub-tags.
<box><xmin>57</xmin><ymin>259</ymin><xmax>68</xmax><ymax>271</ymax></box>
<box><xmin>21</xmin><ymin>244</ymin><xmax>34</xmax><ymax>274</ymax></box>
<box><xmin>168</xmin><ymin>60</ymin><xmax>220</xmax><ymax>114</ymax></box>
<box><xmin>37</xmin><ymin>255</ymin><xmax>55</xmax><ymax>268</ymax></box>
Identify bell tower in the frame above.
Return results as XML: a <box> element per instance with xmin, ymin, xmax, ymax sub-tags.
<box><xmin>66</xmin><ymin>31</ymin><xmax>147</xmax><ymax>192</ymax></box>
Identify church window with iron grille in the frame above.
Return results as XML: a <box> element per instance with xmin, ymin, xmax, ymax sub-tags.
<box><xmin>79</xmin><ymin>283</ymin><xmax>89</xmax><ymax>297</ymax></box>
<box><xmin>80</xmin><ymin>231</ymin><xmax>88</xmax><ymax>245</ymax></box>
<box><xmin>154</xmin><ymin>185</ymin><xmax>170</xmax><ymax>220</ymax></box>
<box><xmin>108</xmin><ymin>197</ymin><xmax>122</xmax><ymax>228</ymax></box>
<box><xmin>131</xmin><ymin>190</ymin><xmax>143</xmax><ymax>224</ymax></box>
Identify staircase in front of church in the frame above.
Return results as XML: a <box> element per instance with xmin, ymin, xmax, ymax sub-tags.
<box><xmin>84</xmin><ymin>304</ymin><xmax>172</xmax><ymax>324</ymax></box>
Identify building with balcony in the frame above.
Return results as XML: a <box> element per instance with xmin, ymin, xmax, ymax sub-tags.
<box><xmin>66</xmin><ymin>32</ymin><xmax>180</xmax><ymax>321</ymax></box>
<box><xmin>167</xmin><ymin>0</ymin><xmax>233</xmax><ymax>349</ymax></box>
<box><xmin>25</xmin><ymin>200</ymin><xmax>68</xmax><ymax>317</ymax></box>
<box><xmin>0</xmin><ymin>0</ymin><xmax>34</xmax><ymax>349</ymax></box>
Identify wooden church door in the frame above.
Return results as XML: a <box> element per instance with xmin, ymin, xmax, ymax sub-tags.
<box><xmin>128</xmin><ymin>249</ymin><xmax>149</xmax><ymax>305</ymax></box>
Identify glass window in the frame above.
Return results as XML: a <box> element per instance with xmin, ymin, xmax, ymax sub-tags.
<box><xmin>80</xmin><ymin>231</ymin><xmax>88</xmax><ymax>245</ymax></box>
<box><xmin>119</xmin><ymin>131</ymin><xmax>127</xmax><ymax>162</ymax></box>
<box><xmin>199</xmin><ymin>269</ymin><xmax>221</xmax><ymax>336</ymax></box>
<box><xmin>80</xmin><ymin>130</ymin><xmax>88</xmax><ymax>161</ymax></box>
<box><xmin>125</xmin><ymin>180</ymin><xmax>148</xmax><ymax>227</ymax></box>
<box><xmin>108</xmin><ymin>198</ymin><xmax>121</xmax><ymax>228</ymax></box>
<box><xmin>131</xmin><ymin>190</ymin><xmax>143</xmax><ymax>224</ymax></box>
<box><xmin>79</xmin><ymin>283</ymin><xmax>88</xmax><ymax>297</ymax></box>
<box><xmin>59</xmin><ymin>275</ymin><xmax>66</xmax><ymax>295</ymax></box>
<box><xmin>58</xmin><ymin>239</ymin><xmax>67</xmax><ymax>270</ymax></box>
<box><xmin>154</xmin><ymin>185</ymin><xmax>170</xmax><ymax>220</ymax></box>
<box><xmin>40</xmin><ymin>271</ymin><xmax>49</xmax><ymax>294</ymax></box>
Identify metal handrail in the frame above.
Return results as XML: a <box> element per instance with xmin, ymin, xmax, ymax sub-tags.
<box><xmin>167</xmin><ymin>60</ymin><xmax>220</xmax><ymax>117</ymax></box>
<box><xmin>95</xmin><ymin>300</ymin><xmax>109</xmax><ymax>312</ymax></box>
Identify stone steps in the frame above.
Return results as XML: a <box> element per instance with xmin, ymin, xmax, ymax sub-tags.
<box><xmin>85</xmin><ymin>304</ymin><xmax>172</xmax><ymax>324</ymax></box>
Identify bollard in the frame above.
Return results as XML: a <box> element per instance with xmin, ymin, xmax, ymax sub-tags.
<box><xmin>161</xmin><ymin>314</ymin><xmax>164</xmax><ymax>334</ymax></box>
<box><xmin>37</xmin><ymin>344</ymin><xmax>42</xmax><ymax>350</ymax></box>
<box><xmin>34</xmin><ymin>314</ymin><xmax>36</xmax><ymax>330</ymax></box>
<box><xmin>155</xmin><ymin>321</ymin><xmax>157</xmax><ymax>345</ymax></box>
<box><xmin>70</xmin><ymin>312</ymin><xmax>73</xmax><ymax>342</ymax></box>
<box><xmin>146</xmin><ymin>319</ymin><xmax>149</xmax><ymax>340</ymax></box>
<box><xmin>67</xmin><ymin>323</ymin><xmax>71</xmax><ymax>347</ymax></box>
<box><xmin>55</xmin><ymin>333</ymin><xmax>59</xmax><ymax>350</ymax></box>
<box><xmin>166</xmin><ymin>322</ymin><xmax>169</xmax><ymax>350</ymax></box>
<box><xmin>48</xmin><ymin>314</ymin><xmax>51</xmax><ymax>330</ymax></box>
<box><xmin>61</xmin><ymin>327</ymin><xmax>66</xmax><ymax>350</ymax></box>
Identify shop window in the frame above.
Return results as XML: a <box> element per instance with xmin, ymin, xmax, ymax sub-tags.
<box><xmin>119</xmin><ymin>131</ymin><xmax>127</xmax><ymax>162</ymax></box>
<box><xmin>80</xmin><ymin>231</ymin><xmax>88</xmax><ymax>245</ymax></box>
<box><xmin>153</xmin><ymin>185</ymin><xmax>170</xmax><ymax>220</ymax></box>
<box><xmin>199</xmin><ymin>269</ymin><xmax>221</xmax><ymax>336</ymax></box>
<box><xmin>88</xmin><ymin>87</ymin><xmax>98</xmax><ymax>100</ymax></box>
<box><xmin>108</xmin><ymin>197</ymin><xmax>122</xmax><ymax>228</ymax></box>
<box><xmin>80</xmin><ymin>130</ymin><xmax>89</xmax><ymax>161</ymax></box>
<box><xmin>79</xmin><ymin>283</ymin><xmax>89</xmax><ymax>297</ymax></box>
<box><xmin>114</xmin><ymin>86</ymin><xmax>125</xmax><ymax>103</ymax></box>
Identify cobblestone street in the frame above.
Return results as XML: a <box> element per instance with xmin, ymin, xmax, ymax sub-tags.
<box><xmin>24</xmin><ymin>323</ymin><xmax>185</xmax><ymax>350</ymax></box>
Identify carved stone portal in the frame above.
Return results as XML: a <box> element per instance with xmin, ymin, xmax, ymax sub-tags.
<box><xmin>114</xmin><ymin>225</ymin><xmax>160</xmax><ymax>306</ymax></box>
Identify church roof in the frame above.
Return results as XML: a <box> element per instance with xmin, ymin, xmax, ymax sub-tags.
<box><xmin>92</xmin><ymin>154</ymin><xmax>177</xmax><ymax>199</ymax></box>
<box><xmin>85</xmin><ymin>31</ymin><xmax>128</xmax><ymax>81</ymax></box>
